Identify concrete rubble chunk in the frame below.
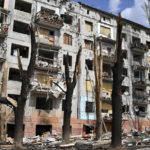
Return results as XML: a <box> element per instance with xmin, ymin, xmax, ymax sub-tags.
<box><xmin>75</xmin><ymin>141</ymin><xmax>93</xmax><ymax>150</ymax></box>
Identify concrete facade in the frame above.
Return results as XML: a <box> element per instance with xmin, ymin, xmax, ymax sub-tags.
<box><xmin>0</xmin><ymin>0</ymin><xmax>150</xmax><ymax>137</ymax></box>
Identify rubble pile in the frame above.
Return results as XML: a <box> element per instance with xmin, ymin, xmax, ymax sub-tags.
<box><xmin>2</xmin><ymin>129</ymin><xmax>150</xmax><ymax>149</ymax></box>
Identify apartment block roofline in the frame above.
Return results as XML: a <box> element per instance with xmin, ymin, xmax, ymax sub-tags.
<box><xmin>78</xmin><ymin>2</ymin><xmax>150</xmax><ymax>32</ymax></box>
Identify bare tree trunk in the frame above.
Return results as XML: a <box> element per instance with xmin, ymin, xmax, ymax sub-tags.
<box><xmin>94</xmin><ymin>36</ymin><xmax>103</xmax><ymax>140</ymax></box>
<box><xmin>62</xmin><ymin>46</ymin><xmax>82</xmax><ymax>143</ymax></box>
<box><xmin>111</xmin><ymin>14</ymin><xmax>123</xmax><ymax>148</ymax></box>
<box><xmin>14</xmin><ymin>24</ymin><xmax>37</xmax><ymax>147</ymax></box>
<box><xmin>0</xmin><ymin>60</ymin><xmax>8</xmax><ymax>143</ymax></box>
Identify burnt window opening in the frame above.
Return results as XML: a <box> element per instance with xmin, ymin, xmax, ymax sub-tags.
<box><xmin>15</xmin><ymin>0</ymin><xmax>32</xmax><ymax>13</ymax></box>
<box><xmin>83</xmin><ymin>124</ymin><xmax>93</xmax><ymax>134</ymax></box>
<box><xmin>122</xmin><ymin>50</ymin><xmax>127</xmax><ymax>59</ymax></box>
<box><xmin>122</xmin><ymin>105</ymin><xmax>129</xmax><ymax>113</ymax></box>
<box><xmin>61</xmin><ymin>14</ymin><xmax>73</xmax><ymax>25</ymax></box>
<box><xmin>9</xmin><ymin>68</ymin><xmax>21</xmax><ymax>81</ymax></box>
<box><xmin>135</xmin><ymin>106</ymin><xmax>146</xmax><ymax>116</ymax></box>
<box><xmin>122</xmin><ymin>68</ymin><xmax>128</xmax><ymax>76</ymax></box>
<box><xmin>36</xmin><ymin>97</ymin><xmax>53</xmax><ymax>110</ymax></box>
<box><xmin>132</xmin><ymin>37</ymin><xmax>140</xmax><ymax>44</ymax></box>
<box><xmin>85</xmin><ymin>21</ymin><xmax>93</xmax><ymax>32</ymax></box>
<box><xmin>134</xmin><ymin>70</ymin><xmax>143</xmax><ymax>79</ymax></box>
<box><xmin>149</xmin><ymin>73</ymin><xmax>150</xmax><ymax>80</ymax></box>
<box><xmin>39</xmin><ymin>50</ymin><xmax>54</xmax><ymax>64</ymax></box>
<box><xmin>36</xmin><ymin>125</ymin><xmax>52</xmax><ymax>136</ymax></box>
<box><xmin>41</xmin><ymin>7</ymin><xmax>55</xmax><ymax>14</ymax></box>
<box><xmin>63</xmin><ymin>55</ymin><xmax>72</xmax><ymax>66</ymax></box>
<box><xmin>107</xmin><ymin>47</ymin><xmax>111</xmax><ymax>56</ymax></box>
<box><xmin>7</xmin><ymin>124</ymin><xmax>24</xmax><ymax>138</ymax></box>
<box><xmin>13</xmin><ymin>21</ymin><xmax>29</xmax><ymax>35</ymax></box>
<box><xmin>11</xmin><ymin>44</ymin><xmax>29</xmax><ymax>58</ymax></box>
<box><xmin>86</xmin><ymin>101</ymin><xmax>94</xmax><ymax>113</ymax></box>
<box><xmin>103</xmin><ymin>64</ymin><xmax>112</xmax><ymax>76</ymax></box>
<box><xmin>85</xmin><ymin>40</ymin><xmax>93</xmax><ymax>50</ymax></box>
<box><xmin>133</xmin><ymin>54</ymin><xmax>142</xmax><ymax>63</ymax></box>
<box><xmin>0</xmin><ymin>0</ymin><xmax>4</xmax><ymax>7</ymax></box>
<box><xmin>0</xmin><ymin>13</ymin><xmax>7</xmax><ymax>23</ymax></box>
<box><xmin>86</xmin><ymin>59</ymin><xmax>93</xmax><ymax>70</ymax></box>
<box><xmin>8</xmin><ymin>94</ymin><xmax>19</xmax><ymax>101</ymax></box>
<box><xmin>87</xmin><ymin>10</ymin><xmax>90</xmax><ymax>14</ymax></box>
<box><xmin>146</xmin><ymin>41</ymin><xmax>150</xmax><ymax>49</ymax></box>
<box><xmin>122</xmin><ymin>33</ymin><xmax>127</xmax><ymax>42</ymax></box>
<box><xmin>62</xmin><ymin>99</ymin><xmax>65</xmax><ymax>111</ymax></box>
<box><xmin>102</xmin><ymin>109</ymin><xmax>108</xmax><ymax>113</ymax></box>
<box><xmin>121</xmin><ymin>86</ymin><xmax>129</xmax><ymax>94</ymax></box>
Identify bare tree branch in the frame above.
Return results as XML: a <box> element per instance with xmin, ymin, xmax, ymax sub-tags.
<box><xmin>52</xmin><ymin>81</ymin><xmax>66</xmax><ymax>93</ymax></box>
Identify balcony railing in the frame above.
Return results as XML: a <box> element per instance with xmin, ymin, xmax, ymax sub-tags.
<box><xmin>138</xmin><ymin>111</ymin><xmax>147</xmax><ymax>117</ymax></box>
<box><xmin>132</xmin><ymin>60</ymin><xmax>148</xmax><ymax>69</ymax></box>
<box><xmin>103</xmin><ymin>72</ymin><xmax>113</xmax><ymax>81</ymax></box>
<box><xmin>131</xmin><ymin>42</ymin><xmax>148</xmax><ymax>53</ymax></box>
<box><xmin>37</xmin><ymin>38</ymin><xmax>61</xmax><ymax>50</ymax></box>
<box><xmin>102</xmin><ymin>52</ymin><xmax>114</xmax><ymax>63</ymax></box>
<box><xmin>102</xmin><ymin>92</ymin><xmax>112</xmax><ymax>103</ymax></box>
<box><xmin>35</xmin><ymin>11</ymin><xmax>63</xmax><ymax>29</ymax></box>
<box><xmin>36</xmin><ymin>56</ymin><xmax>60</xmax><ymax>72</ymax></box>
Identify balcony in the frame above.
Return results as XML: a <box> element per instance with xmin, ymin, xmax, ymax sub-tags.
<box><xmin>35</xmin><ymin>11</ymin><xmax>63</xmax><ymax>29</ymax></box>
<box><xmin>132</xmin><ymin>60</ymin><xmax>148</xmax><ymax>69</ymax></box>
<box><xmin>103</xmin><ymin>52</ymin><xmax>114</xmax><ymax>63</ymax></box>
<box><xmin>102</xmin><ymin>92</ymin><xmax>112</xmax><ymax>104</ymax></box>
<box><xmin>131</xmin><ymin>42</ymin><xmax>148</xmax><ymax>53</ymax></box>
<box><xmin>132</xmin><ymin>78</ymin><xmax>146</xmax><ymax>88</ymax></box>
<box><xmin>138</xmin><ymin>111</ymin><xmax>147</xmax><ymax>117</ymax></box>
<box><xmin>35</xmin><ymin>56</ymin><xmax>60</xmax><ymax>73</ymax></box>
<box><xmin>103</xmin><ymin>72</ymin><xmax>113</xmax><ymax>82</ymax></box>
<box><xmin>37</xmin><ymin>38</ymin><xmax>61</xmax><ymax>51</ymax></box>
<box><xmin>133</xmin><ymin>98</ymin><xmax>148</xmax><ymax>105</ymax></box>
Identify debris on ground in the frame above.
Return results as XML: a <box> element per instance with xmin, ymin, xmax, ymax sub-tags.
<box><xmin>2</xmin><ymin>129</ymin><xmax>150</xmax><ymax>149</ymax></box>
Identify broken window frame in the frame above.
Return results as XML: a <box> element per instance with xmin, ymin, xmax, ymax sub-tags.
<box><xmin>13</xmin><ymin>20</ymin><xmax>30</xmax><ymax>35</ymax></box>
<box><xmin>63</xmin><ymin>54</ymin><xmax>72</xmax><ymax>66</ymax></box>
<box><xmin>122</xmin><ymin>105</ymin><xmax>129</xmax><ymax>113</ymax></box>
<box><xmin>62</xmin><ymin>99</ymin><xmax>65</xmax><ymax>111</ymax></box>
<box><xmin>63</xmin><ymin>33</ymin><xmax>72</xmax><ymax>45</ymax></box>
<box><xmin>122</xmin><ymin>33</ymin><xmax>127</xmax><ymax>42</ymax></box>
<box><xmin>146</xmin><ymin>41</ymin><xmax>150</xmax><ymax>49</ymax></box>
<box><xmin>122</xmin><ymin>68</ymin><xmax>128</xmax><ymax>76</ymax></box>
<box><xmin>36</xmin><ymin>125</ymin><xmax>52</xmax><ymax>136</ymax></box>
<box><xmin>39</xmin><ymin>28</ymin><xmax>55</xmax><ymax>45</ymax></box>
<box><xmin>15</xmin><ymin>0</ymin><xmax>32</xmax><ymax>13</ymax></box>
<box><xmin>85</xmin><ymin>101</ymin><xmax>94</xmax><ymax>113</ymax></box>
<box><xmin>85</xmin><ymin>59</ymin><xmax>93</xmax><ymax>71</ymax></box>
<box><xmin>100</xmin><ymin>26</ymin><xmax>111</xmax><ymax>38</ymax></box>
<box><xmin>36</xmin><ymin>97</ymin><xmax>53</xmax><ymax>110</ymax></box>
<box><xmin>11</xmin><ymin>43</ymin><xmax>29</xmax><ymax>58</ymax></box>
<box><xmin>85</xmin><ymin>21</ymin><xmax>93</xmax><ymax>32</ymax></box>
<box><xmin>8</xmin><ymin>68</ymin><xmax>21</xmax><ymax>82</ymax></box>
<box><xmin>84</xmin><ymin>40</ymin><xmax>93</xmax><ymax>50</ymax></box>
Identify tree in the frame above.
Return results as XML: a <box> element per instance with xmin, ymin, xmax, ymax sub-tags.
<box><xmin>14</xmin><ymin>24</ymin><xmax>37</xmax><ymax>147</ymax></box>
<box><xmin>111</xmin><ymin>14</ymin><xmax>123</xmax><ymax>148</ymax></box>
<box><xmin>142</xmin><ymin>0</ymin><xmax>150</xmax><ymax>24</ymax></box>
<box><xmin>62</xmin><ymin>46</ymin><xmax>82</xmax><ymax>143</ymax></box>
<box><xmin>94</xmin><ymin>35</ymin><xmax>103</xmax><ymax>140</ymax></box>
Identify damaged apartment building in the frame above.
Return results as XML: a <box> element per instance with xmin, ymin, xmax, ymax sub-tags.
<box><xmin>0</xmin><ymin>0</ymin><xmax>150</xmax><ymax>138</ymax></box>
